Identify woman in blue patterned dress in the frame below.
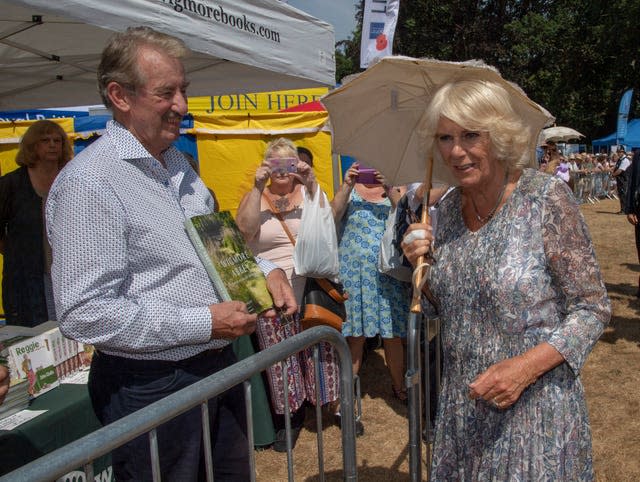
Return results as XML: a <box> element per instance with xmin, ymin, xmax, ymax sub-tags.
<box><xmin>401</xmin><ymin>80</ymin><xmax>611</xmax><ymax>481</ymax></box>
<box><xmin>331</xmin><ymin>163</ymin><xmax>410</xmax><ymax>403</ymax></box>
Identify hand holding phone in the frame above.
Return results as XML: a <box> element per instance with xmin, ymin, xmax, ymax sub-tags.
<box><xmin>268</xmin><ymin>157</ymin><xmax>298</xmax><ymax>175</ymax></box>
<box><xmin>355</xmin><ymin>167</ymin><xmax>381</xmax><ymax>185</ymax></box>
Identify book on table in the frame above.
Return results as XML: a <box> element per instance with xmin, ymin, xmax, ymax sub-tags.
<box><xmin>1</xmin><ymin>331</ymin><xmax>59</xmax><ymax>398</ymax></box>
<box><xmin>185</xmin><ymin>211</ymin><xmax>273</xmax><ymax>314</ymax></box>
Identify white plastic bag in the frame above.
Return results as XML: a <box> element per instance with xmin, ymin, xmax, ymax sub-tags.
<box><xmin>377</xmin><ymin>204</ymin><xmax>412</xmax><ymax>282</ymax></box>
<box><xmin>293</xmin><ymin>187</ymin><xmax>340</xmax><ymax>278</ymax></box>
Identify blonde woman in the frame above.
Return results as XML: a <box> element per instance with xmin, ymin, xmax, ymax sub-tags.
<box><xmin>236</xmin><ymin>137</ymin><xmax>340</xmax><ymax>451</ymax></box>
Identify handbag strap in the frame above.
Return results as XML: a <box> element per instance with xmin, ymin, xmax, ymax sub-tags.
<box><xmin>263</xmin><ymin>192</ymin><xmax>297</xmax><ymax>246</ymax></box>
<box><xmin>263</xmin><ymin>191</ymin><xmax>348</xmax><ymax>301</ymax></box>
<box><xmin>315</xmin><ymin>277</ymin><xmax>348</xmax><ymax>302</ymax></box>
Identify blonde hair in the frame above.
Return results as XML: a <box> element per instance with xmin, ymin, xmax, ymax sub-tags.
<box><xmin>16</xmin><ymin>120</ymin><xmax>73</xmax><ymax>168</ymax></box>
<box><xmin>419</xmin><ymin>80</ymin><xmax>533</xmax><ymax>173</ymax></box>
<box><xmin>264</xmin><ymin>137</ymin><xmax>298</xmax><ymax>160</ymax></box>
<box><xmin>97</xmin><ymin>26</ymin><xmax>188</xmax><ymax>108</ymax></box>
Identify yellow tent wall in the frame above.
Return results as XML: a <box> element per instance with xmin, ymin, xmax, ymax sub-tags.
<box><xmin>191</xmin><ymin>110</ymin><xmax>334</xmax><ymax>216</ymax></box>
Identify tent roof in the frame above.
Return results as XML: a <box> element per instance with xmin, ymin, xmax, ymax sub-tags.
<box><xmin>592</xmin><ymin>119</ymin><xmax>640</xmax><ymax>148</ymax></box>
<box><xmin>0</xmin><ymin>0</ymin><xmax>335</xmax><ymax>109</ymax></box>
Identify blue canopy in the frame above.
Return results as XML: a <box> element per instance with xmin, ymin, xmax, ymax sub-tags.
<box><xmin>592</xmin><ymin>118</ymin><xmax>640</xmax><ymax>149</ymax></box>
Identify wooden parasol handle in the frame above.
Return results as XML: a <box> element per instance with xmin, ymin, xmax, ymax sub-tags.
<box><xmin>410</xmin><ymin>158</ymin><xmax>433</xmax><ymax>313</ymax></box>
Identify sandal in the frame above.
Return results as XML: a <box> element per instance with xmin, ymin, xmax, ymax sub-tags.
<box><xmin>392</xmin><ymin>385</ymin><xmax>408</xmax><ymax>403</ymax></box>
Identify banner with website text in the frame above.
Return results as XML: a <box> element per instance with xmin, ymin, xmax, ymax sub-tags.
<box><xmin>360</xmin><ymin>0</ymin><xmax>400</xmax><ymax>69</ymax></box>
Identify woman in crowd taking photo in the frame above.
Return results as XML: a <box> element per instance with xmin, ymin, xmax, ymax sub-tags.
<box><xmin>235</xmin><ymin>137</ymin><xmax>340</xmax><ymax>452</ymax></box>
<box><xmin>0</xmin><ymin>120</ymin><xmax>73</xmax><ymax>326</ymax></box>
<box><xmin>401</xmin><ymin>79</ymin><xmax>610</xmax><ymax>480</ymax></box>
<box><xmin>331</xmin><ymin>163</ymin><xmax>409</xmax><ymax>412</ymax></box>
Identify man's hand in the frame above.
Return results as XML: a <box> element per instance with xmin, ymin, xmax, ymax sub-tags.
<box><xmin>627</xmin><ymin>213</ymin><xmax>637</xmax><ymax>225</ymax></box>
<box><xmin>0</xmin><ymin>365</ymin><xmax>9</xmax><ymax>406</ymax></box>
<box><xmin>209</xmin><ymin>301</ymin><xmax>257</xmax><ymax>339</ymax></box>
<box><xmin>262</xmin><ymin>268</ymin><xmax>297</xmax><ymax>318</ymax></box>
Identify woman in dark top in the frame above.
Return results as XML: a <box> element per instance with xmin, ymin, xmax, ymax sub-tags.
<box><xmin>0</xmin><ymin>120</ymin><xmax>72</xmax><ymax>326</ymax></box>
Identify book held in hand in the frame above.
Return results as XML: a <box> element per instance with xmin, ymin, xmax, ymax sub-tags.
<box><xmin>185</xmin><ymin>211</ymin><xmax>274</xmax><ymax>314</ymax></box>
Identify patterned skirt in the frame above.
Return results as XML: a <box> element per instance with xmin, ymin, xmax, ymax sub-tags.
<box><xmin>255</xmin><ymin>311</ymin><xmax>340</xmax><ymax>414</ymax></box>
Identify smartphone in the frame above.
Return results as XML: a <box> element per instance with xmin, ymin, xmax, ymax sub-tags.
<box><xmin>356</xmin><ymin>167</ymin><xmax>380</xmax><ymax>184</ymax></box>
<box><xmin>269</xmin><ymin>157</ymin><xmax>297</xmax><ymax>175</ymax></box>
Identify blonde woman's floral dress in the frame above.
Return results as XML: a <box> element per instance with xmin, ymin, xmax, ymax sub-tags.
<box><xmin>428</xmin><ymin>169</ymin><xmax>610</xmax><ymax>481</ymax></box>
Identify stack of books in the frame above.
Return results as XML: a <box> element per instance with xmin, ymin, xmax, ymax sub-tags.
<box><xmin>0</xmin><ymin>378</ymin><xmax>29</xmax><ymax>419</ymax></box>
<box><xmin>0</xmin><ymin>322</ymin><xmax>95</xmax><ymax>414</ymax></box>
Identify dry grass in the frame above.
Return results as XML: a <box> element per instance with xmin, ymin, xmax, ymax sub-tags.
<box><xmin>255</xmin><ymin>197</ymin><xmax>640</xmax><ymax>481</ymax></box>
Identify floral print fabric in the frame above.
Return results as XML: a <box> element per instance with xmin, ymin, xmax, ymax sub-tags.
<box><xmin>429</xmin><ymin>169</ymin><xmax>610</xmax><ymax>481</ymax></box>
<box><xmin>338</xmin><ymin>190</ymin><xmax>410</xmax><ymax>338</ymax></box>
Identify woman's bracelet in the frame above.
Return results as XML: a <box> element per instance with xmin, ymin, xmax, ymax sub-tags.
<box><xmin>519</xmin><ymin>353</ymin><xmax>538</xmax><ymax>387</ymax></box>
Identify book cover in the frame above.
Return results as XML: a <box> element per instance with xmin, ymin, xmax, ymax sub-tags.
<box><xmin>185</xmin><ymin>211</ymin><xmax>273</xmax><ymax>314</ymax></box>
<box><xmin>6</xmin><ymin>333</ymin><xmax>59</xmax><ymax>397</ymax></box>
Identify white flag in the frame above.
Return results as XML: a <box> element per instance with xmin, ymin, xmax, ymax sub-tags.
<box><xmin>360</xmin><ymin>0</ymin><xmax>400</xmax><ymax>69</ymax></box>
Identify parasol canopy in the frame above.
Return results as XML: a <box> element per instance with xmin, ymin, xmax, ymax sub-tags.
<box><xmin>539</xmin><ymin>126</ymin><xmax>585</xmax><ymax>144</ymax></box>
<box><xmin>321</xmin><ymin>56</ymin><xmax>554</xmax><ymax>187</ymax></box>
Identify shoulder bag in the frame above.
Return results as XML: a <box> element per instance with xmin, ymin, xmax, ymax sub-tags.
<box><xmin>263</xmin><ymin>192</ymin><xmax>348</xmax><ymax>331</ymax></box>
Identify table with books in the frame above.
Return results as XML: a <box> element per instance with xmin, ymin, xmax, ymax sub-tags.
<box><xmin>0</xmin><ymin>322</ymin><xmax>113</xmax><ymax>480</ymax></box>
<box><xmin>0</xmin><ymin>315</ymin><xmax>275</xmax><ymax>479</ymax></box>
<box><xmin>0</xmin><ymin>383</ymin><xmax>113</xmax><ymax>480</ymax></box>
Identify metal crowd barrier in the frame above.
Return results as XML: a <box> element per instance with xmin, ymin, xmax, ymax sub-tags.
<box><xmin>0</xmin><ymin>326</ymin><xmax>357</xmax><ymax>482</ymax></box>
<box><xmin>406</xmin><ymin>310</ymin><xmax>442</xmax><ymax>482</ymax></box>
<box><xmin>569</xmin><ymin>171</ymin><xmax>616</xmax><ymax>204</ymax></box>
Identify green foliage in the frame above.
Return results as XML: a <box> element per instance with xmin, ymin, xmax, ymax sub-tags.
<box><xmin>333</xmin><ymin>0</ymin><xmax>640</xmax><ymax>143</ymax></box>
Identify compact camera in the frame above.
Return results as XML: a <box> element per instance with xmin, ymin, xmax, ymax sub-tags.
<box><xmin>269</xmin><ymin>157</ymin><xmax>297</xmax><ymax>175</ymax></box>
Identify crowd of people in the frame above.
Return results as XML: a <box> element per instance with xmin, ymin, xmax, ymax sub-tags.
<box><xmin>0</xmin><ymin>24</ymin><xmax>626</xmax><ymax>482</ymax></box>
<box><xmin>540</xmin><ymin>143</ymin><xmax>632</xmax><ymax>207</ymax></box>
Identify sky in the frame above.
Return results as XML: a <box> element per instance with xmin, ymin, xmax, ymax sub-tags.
<box><xmin>285</xmin><ymin>0</ymin><xmax>358</xmax><ymax>42</ymax></box>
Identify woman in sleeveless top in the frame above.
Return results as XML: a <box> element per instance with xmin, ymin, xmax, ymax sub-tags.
<box><xmin>236</xmin><ymin>137</ymin><xmax>340</xmax><ymax>451</ymax></box>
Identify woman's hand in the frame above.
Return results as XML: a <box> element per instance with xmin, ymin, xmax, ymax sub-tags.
<box><xmin>344</xmin><ymin>163</ymin><xmax>359</xmax><ymax>187</ymax></box>
<box><xmin>468</xmin><ymin>354</ymin><xmax>538</xmax><ymax>410</ymax></box>
<box><xmin>254</xmin><ymin>161</ymin><xmax>272</xmax><ymax>191</ymax></box>
<box><xmin>400</xmin><ymin>223</ymin><xmax>434</xmax><ymax>267</ymax></box>
<box><xmin>291</xmin><ymin>160</ymin><xmax>317</xmax><ymax>196</ymax></box>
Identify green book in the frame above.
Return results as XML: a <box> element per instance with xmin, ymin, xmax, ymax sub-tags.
<box><xmin>185</xmin><ymin>211</ymin><xmax>273</xmax><ymax>314</ymax></box>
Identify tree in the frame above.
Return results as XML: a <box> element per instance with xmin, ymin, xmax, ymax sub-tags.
<box><xmin>335</xmin><ymin>0</ymin><xmax>640</xmax><ymax>143</ymax></box>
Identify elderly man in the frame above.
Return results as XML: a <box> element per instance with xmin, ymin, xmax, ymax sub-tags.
<box><xmin>46</xmin><ymin>26</ymin><xmax>296</xmax><ymax>481</ymax></box>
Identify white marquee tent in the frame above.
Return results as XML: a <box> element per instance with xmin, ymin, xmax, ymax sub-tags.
<box><xmin>0</xmin><ymin>0</ymin><xmax>335</xmax><ymax>109</ymax></box>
